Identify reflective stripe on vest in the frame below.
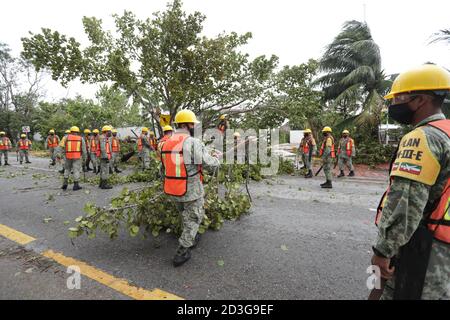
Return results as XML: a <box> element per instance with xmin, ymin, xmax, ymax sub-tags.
<box><xmin>65</xmin><ymin>134</ymin><xmax>82</xmax><ymax>159</ymax></box>
<box><xmin>47</xmin><ymin>136</ymin><xmax>58</xmax><ymax>148</ymax></box>
<box><xmin>90</xmin><ymin>137</ymin><xmax>98</xmax><ymax>152</ymax></box>
<box><xmin>376</xmin><ymin>119</ymin><xmax>450</xmax><ymax>244</ymax></box>
<box><xmin>96</xmin><ymin>136</ymin><xmax>112</xmax><ymax>160</ymax></box>
<box><xmin>160</xmin><ymin>133</ymin><xmax>202</xmax><ymax>197</ymax></box>
<box><xmin>112</xmin><ymin>137</ymin><xmax>120</xmax><ymax>153</ymax></box>
<box><xmin>0</xmin><ymin>138</ymin><xmax>11</xmax><ymax>150</ymax></box>
<box><xmin>338</xmin><ymin>138</ymin><xmax>353</xmax><ymax>156</ymax></box>
<box><xmin>319</xmin><ymin>137</ymin><xmax>335</xmax><ymax>158</ymax></box>
<box><xmin>19</xmin><ymin>140</ymin><xmax>30</xmax><ymax>150</ymax></box>
<box><xmin>137</xmin><ymin>135</ymin><xmax>147</xmax><ymax>152</ymax></box>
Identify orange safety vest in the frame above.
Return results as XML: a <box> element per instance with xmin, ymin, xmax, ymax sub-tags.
<box><xmin>65</xmin><ymin>134</ymin><xmax>82</xmax><ymax>159</ymax></box>
<box><xmin>137</xmin><ymin>134</ymin><xmax>148</xmax><ymax>152</ymax></box>
<box><xmin>96</xmin><ymin>136</ymin><xmax>112</xmax><ymax>160</ymax></box>
<box><xmin>319</xmin><ymin>136</ymin><xmax>335</xmax><ymax>158</ymax></box>
<box><xmin>302</xmin><ymin>138</ymin><xmax>315</xmax><ymax>154</ymax></box>
<box><xmin>90</xmin><ymin>136</ymin><xmax>99</xmax><ymax>153</ymax></box>
<box><xmin>149</xmin><ymin>137</ymin><xmax>157</xmax><ymax>151</ymax></box>
<box><xmin>160</xmin><ymin>133</ymin><xmax>202</xmax><ymax>197</ymax></box>
<box><xmin>0</xmin><ymin>137</ymin><xmax>11</xmax><ymax>150</ymax></box>
<box><xmin>18</xmin><ymin>139</ymin><xmax>31</xmax><ymax>150</ymax></box>
<box><xmin>376</xmin><ymin>119</ymin><xmax>450</xmax><ymax>244</ymax></box>
<box><xmin>47</xmin><ymin>136</ymin><xmax>59</xmax><ymax>148</ymax></box>
<box><xmin>112</xmin><ymin>137</ymin><xmax>120</xmax><ymax>153</ymax></box>
<box><xmin>338</xmin><ymin>138</ymin><xmax>354</xmax><ymax>157</ymax></box>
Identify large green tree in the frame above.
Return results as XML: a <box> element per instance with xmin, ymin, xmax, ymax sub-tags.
<box><xmin>21</xmin><ymin>0</ymin><xmax>278</xmax><ymax>132</ymax></box>
<box><xmin>34</xmin><ymin>86</ymin><xmax>141</xmax><ymax>136</ymax></box>
<box><xmin>315</xmin><ymin>20</ymin><xmax>391</xmax><ymax>137</ymax></box>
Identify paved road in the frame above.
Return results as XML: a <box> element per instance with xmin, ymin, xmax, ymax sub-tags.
<box><xmin>0</xmin><ymin>155</ymin><xmax>387</xmax><ymax>299</ymax></box>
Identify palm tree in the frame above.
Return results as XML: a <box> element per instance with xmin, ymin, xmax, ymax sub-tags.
<box><xmin>430</xmin><ymin>29</ymin><xmax>450</xmax><ymax>44</ymax></box>
<box><xmin>315</xmin><ymin>21</ymin><xmax>391</xmax><ymax>136</ymax></box>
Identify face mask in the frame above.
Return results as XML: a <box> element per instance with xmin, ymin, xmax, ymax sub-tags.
<box><xmin>388</xmin><ymin>103</ymin><xmax>415</xmax><ymax>125</ymax></box>
<box><xmin>188</xmin><ymin>127</ymin><xmax>195</xmax><ymax>137</ymax></box>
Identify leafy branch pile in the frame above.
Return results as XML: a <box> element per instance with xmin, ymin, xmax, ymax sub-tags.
<box><xmin>68</xmin><ymin>175</ymin><xmax>251</xmax><ymax>240</ymax></box>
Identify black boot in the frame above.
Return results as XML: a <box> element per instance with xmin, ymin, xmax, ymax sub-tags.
<box><xmin>59</xmin><ymin>168</ymin><xmax>65</xmax><ymax>174</ymax></box>
<box><xmin>100</xmin><ymin>179</ymin><xmax>113</xmax><ymax>190</ymax></box>
<box><xmin>4</xmin><ymin>162</ymin><xmax>9</xmax><ymax>166</ymax></box>
<box><xmin>305</xmin><ymin>170</ymin><xmax>313</xmax><ymax>178</ymax></box>
<box><xmin>20</xmin><ymin>161</ymin><xmax>23</xmax><ymax>165</ymax></box>
<box><xmin>73</xmin><ymin>181</ymin><xmax>82</xmax><ymax>191</ymax></box>
<box><xmin>86</xmin><ymin>163</ymin><xmax>93</xmax><ymax>171</ymax></box>
<box><xmin>348</xmin><ymin>171</ymin><xmax>355</xmax><ymax>177</ymax></box>
<box><xmin>191</xmin><ymin>234</ymin><xmax>201</xmax><ymax>249</ymax></box>
<box><xmin>114</xmin><ymin>167</ymin><xmax>122</xmax><ymax>173</ymax></box>
<box><xmin>62</xmin><ymin>178</ymin><xmax>68</xmax><ymax>190</ymax></box>
<box><xmin>337</xmin><ymin>170</ymin><xmax>345</xmax><ymax>178</ymax></box>
<box><xmin>26</xmin><ymin>160</ymin><xmax>31</xmax><ymax>164</ymax></box>
<box><xmin>173</xmin><ymin>246</ymin><xmax>191</xmax><ymax>267</ymax></box>
<box><xmin>321</xmin><ymin>180</ymin><xmax>333</xmax><ymax>189</ymax></box>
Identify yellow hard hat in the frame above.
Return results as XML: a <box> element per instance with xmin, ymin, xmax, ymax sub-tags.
<box><xmin>162</xmin><ymin>125</ymin><xmax>173</xmax><ymax>132</ymax></box>
<box><xmin>65</xmin><ymin>130</ymin><xmax>70</xmax><ymax>134</ymax></box>
<box><xmin>233</xmin><ymin>132</ymin><xmax>241</xmax><ymax>137</ymax></box>
<box><xmin>21</xmin><ymin>134</ymin><xmax>26</xmax><ymax>138</ymax></box>
<box><xmin>304</xmin><ymin>129</ymin><xmax>312</xmax><ymax>134</ymax></box>
<box><xmin>141</xmin><ymin>127</ymin><xmax>149</xmax><ymax>132</ymax></box>
<box><xmin>112</xmin><ymin>129</ymin><xmax>118</xmax><ymax>134</ymax></box>
<box><xmin>49</xmin><ymin>129</ymin><xmax>55</xmax><ymax>134</ymax></box>
<box><xmin>92</xmin><ymin>129</ymin><xmax>99</xmax><ymax>134</ymax></box>
<box><xmin>220</xmin><ymin>115</ymin><xmax>226</xmax><ymax>120</ymax></box>
<box><xmin>102</xmin><ymin>125</ymin><xmax>112</xmax><ymax>132</ymax></box>
<box><xmin>174</xmin><ymin>110</ymin><xmax>199</xmax><ymax>124</ymax></box>
<box><xmin>70</xmin><ymin>126</ymin><xmax>80</xmax><ymax>133</ymax></box>
<box><xmin>84</xmin><ymin>129</ymin><xmax>91</xmax><ymax>134</ymax></box>
<box><xmin>342</xmin><ymin>130</ymin><xmax>350</xmax><ymax>134</ymax></box>
<box><xmin>0</xmin><ymin>131</ymin><xmax>5</xmax><ymax>135</ymax></box>
<box><xmin>385</xmin><ymin>64</ymin><xmax>450</xmax><ymax>100</ymax></box>
<box><xmin>322</xmin><ymin>126</ymin><xmax>332</xmax><ymax>133</ymax></box>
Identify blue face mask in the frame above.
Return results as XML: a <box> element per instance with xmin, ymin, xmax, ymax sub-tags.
<box><xmin>388</xmin><ymin>103</ymin><xmax>415</xmax><ymax>125</ymax></box>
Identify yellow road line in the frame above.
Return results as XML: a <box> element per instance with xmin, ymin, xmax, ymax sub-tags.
<box><xmin>42</xmin><ymin>250</ymin><xmax>183</xmax><ymax>300</ymax></box>
<box><xmin>0</xmin><ymin>224</ymin><xmax>183</xmax><ymax>300</ymax></box>
<box><xmin>0</xmin><ymin>224</ymin><xmax>36</xmax><ymax>245</ymax></box>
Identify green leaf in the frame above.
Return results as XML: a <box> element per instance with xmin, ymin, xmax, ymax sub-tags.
<box><xmin>281</xmin><ymin>245</ymin><xmax>288</xmax><ymax>251</ymax></box>
<box><xmin>217</xmin><ymin>260</ymin><xmax>225</xmax><ymax>267</ymax></box>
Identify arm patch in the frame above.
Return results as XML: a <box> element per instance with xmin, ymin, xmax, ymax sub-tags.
<box><xmin>390</xmin><ymin>128</ymin><xmax>440</xmax><ymax>186</ymax></box>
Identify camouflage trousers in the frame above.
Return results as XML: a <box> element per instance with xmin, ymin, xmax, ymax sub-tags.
<box><xmin>90</xmin><ymin>153</ymin><xmax>98</xmax><ymax>171</ymax></box>
<box><xmin>338</xmin><ymin>154</ymin><xmax>354</xmax><ymax>171</ymax></box>
<box><xmin>140</xmin><ymin>149</ymin><xmax>150</xmax><ymax>170</ymax></box>
<box><xmin>19</xmin><ymin>150</ymin><xmax>30</xmax><ymax>163</ymax></box>
<box><xmin>48</xmin><ymin>147</ymin><xmax>56</xmax><ymax>162</ymax></box>
<box><xmin>381</xmin><ymin>241</ymin><xmax>450</xmax><ymax>300</ymax></box>
<box><xmin>301</xmin><ymin>153</ymin><xmax>312</xmax><ymax>170</ymax></box>
<box><xmin>100</xmin><ymin>159</ymin><xmax>110</xmax><ymax>180</ymax></box>
<box><xmin>64</xmin><ymin>158</ymin><xmax>82</xmax><ymax>182</ymax></box>
<box><xmin>175</xmin><ymin>197</ymin><xmax>205</xmax><ymax>248</ymax></box>
<box><xmin>0</xmin><ymin>150</ymin><xmax>8</xmax><ymax>163</ymax></box>
<box><xmin>322</xmin><ymin>157</ymin><xmax>333</xmax><ymax>181</ymax></box>
<box><xmin>111</xmin><ymin>152</ymin><xmax>120</xmax><ymax>170</ymax></box>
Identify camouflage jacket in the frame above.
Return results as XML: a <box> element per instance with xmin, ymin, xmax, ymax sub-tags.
<box><xmin>374</xmin><ymin>113</ymin><xmax>450</xmax><ymax>299</ymax></box>
<box><xmin>167</xmin><ymin>128</ymin><xmax>220</xmax><ymax>202</ymax></box>
<box><xmin>338</xmin><ymin>137</ymin><xmax>356</xmax><ymax>157</ymax></box>
<box><xmin>299</xmin><ymin>137</ymin><xmax>317</xmax><ymax>156</ymax></box>
<box><xmin>99</xmin><ymin>134</ymin><xmax>112</xmax><ymax>160</ymax></box>
<box><xmin>320</xmin><ymin>135</ymin><xmax>334</xmax><ymax>159</ymax></box>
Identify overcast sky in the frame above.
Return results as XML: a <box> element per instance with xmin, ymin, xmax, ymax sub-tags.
<box><xmin>2</xmin><ymin>0</ymin><xmax>449</xmax><ymax>100</ymax></box>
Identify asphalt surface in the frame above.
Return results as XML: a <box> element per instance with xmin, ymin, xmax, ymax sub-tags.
<box><xmin>0</xmin><ymin>155</ymin><xmax>388</xmax><ymax>300</ymax></box>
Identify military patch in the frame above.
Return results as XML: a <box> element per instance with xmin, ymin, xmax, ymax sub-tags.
<box><xmin>398</xmin><ymin>162</ymin><xmax>422</xmax><ymax>175</ymax></box>
<box><xmin>390</xmin><ymin>128</ymin><xmax>440</xmax><ymax>186</ymax></box>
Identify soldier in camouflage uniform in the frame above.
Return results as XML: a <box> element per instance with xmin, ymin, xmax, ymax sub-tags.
<box><xmin>90</xmin><ymin>129</ymin><xmax>100</xmax><ymax>174</ymax></box>
<box><xmin>299</xmin><ymin>129</ymin><xmax>317</xmax><ymax>178</ymax></box>
<box><xmin>371</xmin><ymin>64</ymin><xmax>450</xmax><ymax>300</ymax></box>
<box><xmin>138</xmin><ymin>127</ymin><xmax>152</xmax><ymax>170</ymax></box>
<box><xmin>57</xmin><ymin>130</ymin><xmax>70</xmax><ymax>174</ymax></box>
<box><xmin>337</xmin><ymin>130</ymin><xmax>356</xmax><ymax>177</ymax></box>
<box><xmin>17</xmin><ymin>134</ymin><xmax>32</xmax><ymax>164</ymax></box>
<box><xmin>160</xmin><ymin>110</ymin><xmax>220</xmax><ymax>267</ymax></box>
<box><xmin>0</xmin><ymin>131</ymin><xmax>12</xmax><ymax>166</ymax></box>
<box><xmin>45</xmin><ymin>129</ymin><xmax>60</xmax><ymax>166</ymax></box>
<box><xmin>99</xmin><ymin>125</ymin><xmax>113</xmax><ymax>189</ymax></box>
<box><xmin>61</xmin><ymin>126</ymin><xmax>87</xmax><ymax>191</ymax></box>
<box><xmin>319</xmin><ymin>127</ymin><xmax>335</xmax><ymax>188</ymax></box>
